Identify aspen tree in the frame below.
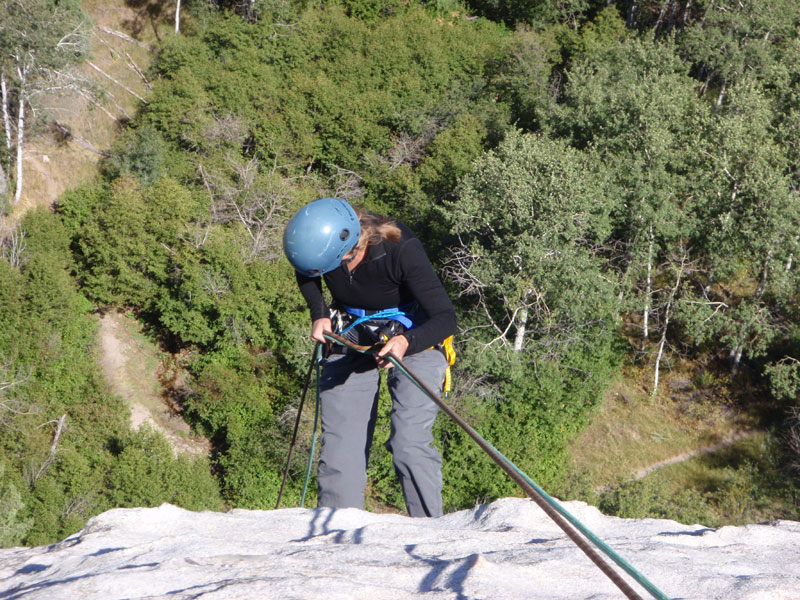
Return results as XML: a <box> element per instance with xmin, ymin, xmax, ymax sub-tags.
<box><xmin>0</xmin><ymin>0</ymin><xmax>89</xmax><ymax>206</ymax></box>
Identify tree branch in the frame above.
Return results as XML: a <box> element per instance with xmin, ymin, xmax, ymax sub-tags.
<box><xmin>86</xmin><ymin>61</ymin><xmax>149</xmax><ymax>104</ymax></box>
<box><xmin>27</xmin><ymin>414</ymin><xmax>67</xmax><ymax>487</ymax></box>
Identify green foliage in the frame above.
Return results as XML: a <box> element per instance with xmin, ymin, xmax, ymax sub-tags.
<box><xmin>0</xmin><ymin>0</ymin><xmax>90</xmax><ymax>74</ymax></box>
<box><xmin>598</xmin><ymin>477</ymin><xmax>715</xmax><ymax>525</ymax></box>
<box><xmin>0</xmin><ymin>463</ymin><xmax>32</xmax><ymax>547</ymax></box>
<box><xmin>445</xmin><ymin>129</ymin><xmax>617</xmax><ymax>358</ymax></box>
<box><xmin>0</xmin><ymin>175</ymin><xmax>9</xmax><ymax>216</ymax></box>
<box><xmin>336</xmin><ymin>0</ymin><xmax>410</xmax><ymax>20</ymax></box>
<box><xmin>184</xmin><ymin>345</ymin><xmax>298</xmax><ymax>508</ymax></box>
<box><xmin>687</xmin><ymin>79</ymin><xmax>800</xmax><ymax>362</ymax></box>
<box><xmin>104</xmin><ymin>125</ymin><xmax>168</xmax><ymax>186</ymax></box>
<box><xmin>463</xmin><ymin>0</ymin><xmax>604</xmax><ymax>28</ymax></box>
<box><xmin>106</xmin><ymin>427</ymin><xmax>222</xmax><ymax>511</ymax></box>
<box><xmin>765</xmin><ymin>358</ymin><xmax>800</xmax><ymax>403</ymax></box>
<box><xmin>59</xmin><ymin>177</ymin><xmax>204</xmax><ymax>312</ymax></box>
<box><xmin>0</xmin><ymin>209</ymin><xmax>222</xmax><ymax>546</ymax></box>
<box><xmin>434</xmin><ymin>129</ymin><xmax>622</xmax><ymax>507</ymax></box>
<box><xmin>678</xmin><ymin>0</ymin><xmax>800</xmax><ymax>92</ymax></box>
<box><xmin>490</xmin><ymin>24</ymin><xmax>561</xmax><ymax>131</ymax></box>
<box><xmin>147</xmin><ymin>5</ymin><xmax>506</xmax><ymax>175</ymax></box>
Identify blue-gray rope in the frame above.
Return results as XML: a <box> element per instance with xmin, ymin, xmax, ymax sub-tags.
<box><xmin>276</xmin><ymin>342</ymin><xmax>321</xmax><ymax>509</ymax></box>
<box><xmin>323</xmin><ymin>331</ymin><xmax>671</xmax><ymax>600</ymax></box>
<box><xmin>300</xmin><ymin>344</ymin><xmax>322</xmax><ymax>507</ymax></box>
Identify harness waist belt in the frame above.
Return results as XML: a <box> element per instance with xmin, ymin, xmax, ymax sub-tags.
<box><xmin>340</xmin><ymin>303</ymin><xmax>417</xmax><ymax>332</ymax></box>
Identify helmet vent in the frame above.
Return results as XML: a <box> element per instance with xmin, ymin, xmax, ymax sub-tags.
<box><xmin>339</xmin><ymin>229</ymin><xmax>350</xmax><ymax>241</ymax></box>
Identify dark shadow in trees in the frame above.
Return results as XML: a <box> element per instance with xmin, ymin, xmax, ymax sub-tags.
<box><xmin>123</xmin><ymin>0</ymin><xmax>167</xmax><ymax>42</ymax></box>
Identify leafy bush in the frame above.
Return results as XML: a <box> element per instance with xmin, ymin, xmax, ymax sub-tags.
<box><xmin>598</xmin><ymin>477</ymin><xmax>715</xmax><ymax>526</ymax></box>
<box><xmin>765</xmin><ymin>357</ymin><xmax>800</xmax><ymax>402</ymax></box>
<box><xmin>106</xmin><ymin>427</ymin><xmax>223</xmax><ymax>511</ymax></box>
<box><xmin>0</xmin><ymin>463</ymin><xmax>32</xmax><ymax>547</ymax></box>
<box><xmin>103</xmin><ymin>125</ymin><xmax>168</xmax><ymax>186</ymax></box>
<box><xmin>184</xmin><ymin>344</ymin><xmax>299</xmax><ymax>508</ymax></box>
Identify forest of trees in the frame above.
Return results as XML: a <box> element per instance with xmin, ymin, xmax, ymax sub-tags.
<box><xmin>1</xmin><ymin>0</ymin><xmax>799</xmax><ymax>546</ymax></box>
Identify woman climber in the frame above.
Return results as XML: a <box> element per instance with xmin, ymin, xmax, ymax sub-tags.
<box><xmin>283</xmin><ymin>197</ymin><xmax>456</xmax><ymax>517</ymax></box>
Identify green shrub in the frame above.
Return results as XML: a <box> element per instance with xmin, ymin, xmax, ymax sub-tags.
<box><xmin>599</xmin><ymin>477</ymin><xmax>716</xmax><ymax>526</ymax></box>
<box><xmin>103</xmin><ymin>125</ymin><xmax>167</xmax><ymax>186</ymax></box>
<box><xmin>184</xmin><ymin>345</ymin><xmax>299</xmax><ymax>508</ymax></box>
<box><xmin>106</xmin><ymin>427</ymin><xmax>223</xmax><ymax>511</ymax></box>
<box><xmin>0</xmin><ymin>463</ymin><xmax>32</xmax><ymax>547</ymax></box>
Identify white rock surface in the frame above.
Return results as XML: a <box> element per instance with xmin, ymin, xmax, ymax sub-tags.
<box><xmin>1</xmin><ymin>498</ymin><xmax>799</xmax><ymax>600</ymax></box>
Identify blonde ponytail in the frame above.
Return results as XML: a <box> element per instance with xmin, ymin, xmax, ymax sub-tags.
<box><xmin>352</xmin><ymin>206</ymin><xmax>402</xmax><ymax>249</ymax></box>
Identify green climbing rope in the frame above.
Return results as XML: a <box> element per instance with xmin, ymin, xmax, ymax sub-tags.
<box><xmin>300</xmin><ymin>343</ymin><xmax>323</xmax><ymax>507</ymax></box>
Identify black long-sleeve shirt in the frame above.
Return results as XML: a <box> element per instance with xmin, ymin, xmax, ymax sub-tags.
<box><xmin>295</xmin><ymin>224</ymin><xmax>456</xmax><ymax>355</ymax></box>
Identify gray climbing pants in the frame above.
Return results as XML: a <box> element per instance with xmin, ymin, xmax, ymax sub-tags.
<box><xmin>316</xmin><ymin>348</ymin><xmax>448</xmax><ymax>518</ymax></box>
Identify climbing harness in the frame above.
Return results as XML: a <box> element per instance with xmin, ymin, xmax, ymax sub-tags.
<box><xmin>294</xmin><ymin>332</ymin><xmax>671</xmax><ymax>600</ymax></box>
<box><xmin>339</xmin><ymin>304</ymin><xmax>416</xmax><ymax>333</ymax></box>
<box><xmin>331</xmin><ymin>302</ymin><xmax>456</xmax><ymax>395</ymax></box>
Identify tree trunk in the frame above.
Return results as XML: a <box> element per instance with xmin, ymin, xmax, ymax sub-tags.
<box><xmin>513</xmin><ymin>306</ymin><xmax>528</xmax><ymax>353</ymax></box>
<box><xmin>175</xmin><ymin>0</ymin><xmax>181</xmax><ymax>35</ymax></box>
<box><xmin>12</xmin><ymin>94</ymin><xmax>23</xmax><ymax>206</ymax></box>
<box><xmin>729</xmin><ymin>346</ymin><xmax>743</xmax><ymax>375</ymax></box>
<box><xmin>626</xmin><ymin>0</ymin><xmax>638</xmax><ymax>28</ymax></box>
<box><xmin>641</xmin><ymin>226</ymin><xmax>653</xmax><ymax>352</ymax></box>
<box><xmin>651</xmin><ymin>253</ymin><xmax>686</xmax><ymax>401</ymax></box>
<box><xmin>692</xmin><ymin>272</ymin><xmax>715</xmax><ymax>352</ymax></box>
<box><xmin>28</xmin><ymin>414</ymin><xmax>67</xmax><ymax>488</ymax></box>
<box><xmin>715</xmin><ymin>79</ymin><xmax>727</xmax><ymax>111</ymax></box>
<box><xmin>731</xmin><ymin>248</ymin><xmax>773</xmax><ymax>375</ymax></box>
<box><xmin>786</xmin><ymin>235</ymin><xmax>799</xmax><ymax>272</ymax></box>
<box><xmin>682</xmin><ymin>0</ymin><xmax>693</xmax><ymax>27</ymax></box>
<box><xmin>654</xmin><ymin>0</ymin><xmax>672</xmax><ymax>33</ymax></box>
<box><xmin>1</xmin><ymin>72</ymin><xmax>10</xmax><ymax>151</ymax></box>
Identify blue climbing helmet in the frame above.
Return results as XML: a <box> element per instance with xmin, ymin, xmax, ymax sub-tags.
<box><xmin>283</xmin><ymin>198</ymin><xmax>361</xmax><ymax>277</ymax></box>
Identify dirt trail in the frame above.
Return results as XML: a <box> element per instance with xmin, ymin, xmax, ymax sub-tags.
<box><xmin>96</xmin><ymin>311</ymin><xmax>209</xmax><ymax>456</ymax></box>
<box><xmin>632</xmin><ymin>429</ymin><xmax>759</xmax><ymax>480</ymax></box>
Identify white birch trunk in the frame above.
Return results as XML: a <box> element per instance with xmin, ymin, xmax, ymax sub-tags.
<box><xmin>651</xmin><ymin>255</ymin><xmax>685</xmax><ymax>401</ymax></box>
<box><xmin>626</xmin><ymin>0</ymin><xmax>638</xmax><ymax>28</ymax></box>
<box><xmin>642</xmin><ymin>226</ymin><xmax>653</xmax><ymax>352</ymax></box>
<box><xmin>786</xmin><ymin>235</ymin><xmax>799</xmax><ymax>272</ymax></box>
<box><xmin>654</xmin><ymin>0</ymin><xmax>672</xmax><ymax>32</ymax></box>
<box><xmin>682</xmin><ymin>0</ymin><xmax>693</xmax><ymax>27</ymax></box>
<box><xmin>729</xmin><ymin>346</ymin><xmax>743</xmax><ymax>376</ymax></box>
<box><xmin>12</xmin><ymin>94</ymin><xmax>24</xmax><ymax>206</ymax></box>
<box><xmin>715</xmin><ymin>79</ymin><xmax>727</xmax><ymax>111</ymax></box>
<box><xmin>513</xmin><ymin>306</ymin><xmax>528</xmax><ymax>353</ymax></box>
<box><xmin>175</xmin><ymin>0</ymin><xmax>181</xmax><ymax>35</ymax></box>
<box><xmin>692</xmin><ymin>273</ymin><xmax>715</xmax><ymax>351</ymax></box>
<box><xmin>731</xmin><ymin>249</ymin><xmax>772</xmax><ymax>375</ymax></box>
<box><xmin>1</xmin><ymin>72</ymin><xmax>11</xmax><ymax>151</ymax></box>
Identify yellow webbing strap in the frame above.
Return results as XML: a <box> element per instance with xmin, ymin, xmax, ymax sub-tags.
<box><xmin>439</xmin><ymin>335</ymin><xmax>456</xmax><ymax>396</ymax></box>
